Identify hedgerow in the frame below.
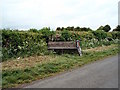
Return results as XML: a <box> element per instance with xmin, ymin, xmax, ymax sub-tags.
<box><xmin>1</xmin><ymin>28</ymin><xmax>119</xmax><ymax>61</ymax></box>
<box><xmin>2</xmin><ymin>30</ymin><xmax>48</xmax><ymax>61</ymax></box>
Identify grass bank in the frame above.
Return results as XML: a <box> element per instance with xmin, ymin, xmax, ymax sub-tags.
<box><xmin>2</xmin><ymin>44</ymin><xmax>118</xmax><ymax>88</ymax></box>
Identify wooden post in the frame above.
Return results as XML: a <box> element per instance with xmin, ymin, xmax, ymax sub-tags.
<box><xmin>76</xmin><ymin>40</ymin><xmax>82</xmax><ymax>56</ymax></box>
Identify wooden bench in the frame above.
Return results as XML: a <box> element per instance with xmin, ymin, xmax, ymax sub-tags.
<box><xmin>48</xmin><ymin>40</ymin><xmax>82</xmax><ymax>56</ymax></box>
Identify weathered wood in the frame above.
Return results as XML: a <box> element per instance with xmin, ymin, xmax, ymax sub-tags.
<box><xmin>48</xmin><ymin>40</ymin><xmax>82</xmax><ymax>56</ymax></box>
<box><xmin>48</xmin><ymin>41</ymin><xmax>76</xmax><ymax>48</ymax></box>
<box><xmin>76</xmin><ymin>40</ymin><xmax>82</xmax><ymax>56</ymax></box>
<box><xmin>48</xmin><ymin>47</ymin><xmax>77</xmax><ymax>49</ymax></box>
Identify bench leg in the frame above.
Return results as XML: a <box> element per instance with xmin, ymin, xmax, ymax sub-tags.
<box><xmin>77</xmin><ymin>47</ymin><xmax>82</xmax><ymax>56</ymax></box>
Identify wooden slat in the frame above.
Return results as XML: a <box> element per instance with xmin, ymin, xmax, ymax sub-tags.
<box><xmin>48</xmin><ymin>41</ymin><xmax>76</xmax><ymax>48</ymax></box>
<box><xmin>48</xmin><ymin>47</ymin><xmax>77</xmax><ymax>49</ymax></box>
<box><xmin>47</xmin><ymin>40</ymin><xmax>82</xmax><ymax>56</ymax></box>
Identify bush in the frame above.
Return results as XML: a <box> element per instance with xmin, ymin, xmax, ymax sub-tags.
<box><xmin>29</xmin><ymin>28</ymin><xmax>38</xmax><ymax>33</ymax></box>
<box><xmin>92</xmin><ymin>30</ymin><xmax>107</xmax><ymax>41</ymax></box>
<box><xmin>113</xmin><ymin>25</ymin><xmax>120</xmax><ymax>32</ymax></box>
<box><xmin>70</xmin><ymin>32</ymin><xmax>82</xmax><ymax>41</ymax></box>
<box><xmin>40</xmin><ymin>27</ymin><xmax>55</xmax><ymax>43</ymax></box>
<box><xmin>80</xmin><ymin>31</ymin><xmax>94</xmax><ymax>40</ymax></box>
<box><xmin>103</xmin><ymin>25</ymin><xmax>111</xmax><ymax>32</ymax></box>
<box><xmin>2</xmin><ymin>30</ymin><xmax>48</xmax><ymax>61</ymax></box>
<box><xmin>80</xmin><ymin>27</ymin><xmax>92</xmax><ymax>31</ymax></box>
<box><xmin>60</xmin><ymin>30</ymin><xmax>72</xmax><ymax>41</ymax></box>
<box><xmin>111</xmin><ymin>32</ymin><xmax>120</xmax><ymax>39</ymax></box>
<box><xmin>2</xmin><ymin>27</ymin><xmax>119</xmax><ymax>61</ymax></box>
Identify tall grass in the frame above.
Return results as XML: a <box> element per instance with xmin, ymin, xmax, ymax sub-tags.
<box><xmin>2</xmin><ymin>45</ymin><xmax>118</xmax><ymax>88</ymax></box>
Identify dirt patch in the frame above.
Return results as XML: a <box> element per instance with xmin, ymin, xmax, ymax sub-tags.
<box><xmin>2</xmin><ymin>44</ymin><xmax>117</xmax><ymax>71</ymax></box>
<box><xmin>2</xmin><ymin>55</ymin><xmax>56</xmax><ymax>71</ymax></box>
<box><xmin>83</xmin><ymin>44</ymin><xmax>117</xmax><ymax>52</ymax></box>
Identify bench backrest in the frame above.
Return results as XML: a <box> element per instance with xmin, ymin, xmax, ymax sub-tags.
<box><xmin>48</xmin><ymin>41</ymin><xmax>79</xmax><ymax>49</ymax></box>
<box><xmin>48</xmin><ymin>40</ymin><xmax>82</xmax><ymax>56</ymax></box>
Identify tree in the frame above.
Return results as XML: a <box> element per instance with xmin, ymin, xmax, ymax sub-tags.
<box><xmin>81</xmin><ymin>27</ymin><xmax>92</xmax><ymax>31</ymax></box>
<box><xmin>97</xmin><ymin>26</ymin><xmax>104</xmax><ymax>30</ymax></box>
<box><xmin>29</xmin><ymin>28</ymin><xmax>38</xmax><ymax>33</ymax></box>
<box><xmin>103</xmin><ymin>25</ymin><xmax>111</xmax><ymax>32</ymax></box>
<box><xmin>66</xmin><ymin>26</ymin><xmax>71</xmax><ymax>31</ymax></box>
<box><xmin>66</xmin><ymin>26</ymin><xmax>74</xmax><ymax>31</ymax></box>
<box><xmin>71</xmin><ymin>26</ymin><xmax>74</xmax><ymax>31</ymax></box>
<box><xmin>113</xmin><ymin>25</ymin><xmax>120</xmax><ymax>32</ymax></box>
<box><xmin>75</xmin><ymin>26</ymin><xmax>80</xmax><ymax>31</ymax></box>
<box><xmin>56</xmin><ymin>27</ymin><xmax>61</xmax><ymax>31</ymax></box>
<box><xmin>61</xmin><ymin>27</ymin><xmax>65</xmax><ymax>31</ymax></box>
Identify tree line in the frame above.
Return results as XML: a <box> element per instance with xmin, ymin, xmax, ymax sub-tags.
<box><xmin>56</xmin><ymin>25</ymin><xmax>120</xmax><ymax>32</ymax></box>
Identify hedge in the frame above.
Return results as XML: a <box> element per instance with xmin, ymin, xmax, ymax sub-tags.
<box><xmin>1</xmin><ymin>29</ymin><xmax>119</xmax><ymax>61</ymax></box>
<box><xmin>2</xmin><ymin>30</ymin><xmax>48</xmax><ymax>61</ymax></box>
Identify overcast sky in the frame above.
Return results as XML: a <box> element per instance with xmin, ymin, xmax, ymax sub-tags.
<box><xmin>1</xmin><ymin>0</ymin><xmax>119</xmax><ymax>30</ymax></box>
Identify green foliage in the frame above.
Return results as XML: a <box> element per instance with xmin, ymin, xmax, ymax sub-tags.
<box><xmin>2</xmin><ymin>30</ymin><xmax>48</xmax><ymax>61</ymax></box>
<box><xmin>40</xmin><ymin>27</ymin><xmax>51</xmax><ymax>37</ymax></box>
<box><xmin>71</xmin><ymin>32</ymin><xmax>81</xmax><ymax>41</ymax></box>
<box><xmin>113</xmin><ymin>25</ymin><xmax>120</xmax><ymax>32</ymax></box>
<box><xmin>66</xmin><ymin>26</ymin><xmax>74</xmax><ymax>31</ymax></box>
<box><xmin>60</xmin><ymin>30</ymin><xmax>71</xmax><ymax>41</ymax></box>
<box><xmin>29</xmin><ymin>28</ymin><xmax>38</xmax><ymax>33</ymax></box>
<box><xmin>40</xmin><ymin>27</ymin><xmax>55</xmax><ymax>42</ymax></box>
<box><xmin>92</xmin><ymin>30</ymin><xmax>107</xmax><ymax>41</ymax></box>
<box><xmin>111</xmin><ymin>31</ymin><xmax>120</xmax><ymax>39</ymax></box>
<box><xmin>103</xmin><ymin>25</ymin><xmax>111</xmax><ymax>32</ymax></box>
<box><xmin>2</xmin><ymin>45</ymin><xmax>118</xmax><ymax>88</ymax></box>
<box><xmin>56</xmin><ymin>26</ymin><xmax>92</xmax><ymax>31</ymax></box>
<box><xmin>97</xmin><ymin>26</ymin><xmax>104</xmax><ymax>30</ymax></box>
<box><xmin>2</xmin><ymin>26</ymin><xmax>119</xmax><ymax>61</ymax></box>
<box><xmin>81</xmin><ymin>31</ymin><xmax>95</xmax><ymax>40</ymax></box>
<box><xmin>107</xmin><ymin>32</ymin><xmax>112</xmax><ymax>38</ymax></box>
<box><xmin>55</xmin><ymin>29</ymin><xmax>118</xmax><ymax>49</ymax></box>
<box><xmin>56</xmin><ymin>27</ymin><xmax>61</xmax><ymax>31</ymax></box>
<box><xmin>80</xmin><ymin>27</ymin><xmax>92</xmax><ymax>31</ymax></box>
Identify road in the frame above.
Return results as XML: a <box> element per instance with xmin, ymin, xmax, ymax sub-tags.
<box><xmin>24</xmin><ymin>55</ymin><xmax>118</xmax><ymax>88</ymax></box>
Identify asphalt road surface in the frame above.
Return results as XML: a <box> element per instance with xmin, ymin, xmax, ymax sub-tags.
<box><xmin>24</xmin><ymin>55</ymin><xmax>118</xmax><ymax>88</ymax></box>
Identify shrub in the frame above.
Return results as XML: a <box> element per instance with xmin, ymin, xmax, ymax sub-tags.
<box><xmin>2</xmin><ymin>30</ymin><xmax>47</xmax><ymax>61</ymax></box>
<box><xmin>113</xmin><ymin>25</ymin><xmax>120</xmax><ymax>32</ymax></box>
<box><xmin>60</xmin><ymin>30</ymin><xmax>71</xmax><ymax>41</ymax></box>
<box><xmin>40</xmin><ymin>27</ymin><xmax>55</xmax><ymax>43</ymax></box>
<box><xmin>71</xmin><ymin>32</ymin><xmax>81</xmax><ymax>41</ymax></box>
<box><xmin>2</xmin><ymin>27</ymin><xmax>119</xmax><ymax>61</ymax></box>
<box><xmin>80</xmin><ymin>27</ymin><xmax>92</xmax><ymax>31</ymax></box>
<box><xmin>29</xmin><ymin>28</ymin><xmax>38</xmax><ymax>33</ymax></box>
<box><xmin>92</xmin><ymin>30</ymin><xmax>107</xmax><ymax>41</ymax></box>
<box><xmin>111</xmin><ymin>32</ymin><xmax>120</xmax><ymax>39</ymax></box>
<box><xmin>81</xmin><ymin>31</ymin><xmax>94</xmax><ymax>40</ymax></box>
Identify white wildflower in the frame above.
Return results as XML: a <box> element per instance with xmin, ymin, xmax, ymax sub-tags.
<box><xmin>17</xmin><ymin>57</ymin><xmax>20</xmax><ymax>60</ymax></box>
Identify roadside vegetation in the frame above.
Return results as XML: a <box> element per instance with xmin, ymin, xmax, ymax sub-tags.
<box><xmin>1</xmin><ymin>25</ymin><xmax>120</xmax><ymax>61</ymax></box>
<box><xmin>2</xmin><ymin>44</ymin><xmax>118</xmax><ymax>88</ymax></box>
<box><xmin>1</xmin><ymin>24</ymin><xmax>119</xmax><ymax>88</ymax></box>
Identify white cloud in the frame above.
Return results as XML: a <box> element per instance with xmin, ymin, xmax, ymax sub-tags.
<box><xmin>1</xmin><ymin>0</ymin><xmax>119</xmax><ymax>30</ymax></box>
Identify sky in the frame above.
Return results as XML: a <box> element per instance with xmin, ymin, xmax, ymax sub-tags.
<box><xmin>1</xmin><ymin>0</ymin><xmax>119</xmax><ymax>30</ymax></box>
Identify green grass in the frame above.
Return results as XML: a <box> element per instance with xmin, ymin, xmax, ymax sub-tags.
<box><xmin>2</xmin><ymin>45</ymin><xmax>118</xmax><ymax>88</ymax></box>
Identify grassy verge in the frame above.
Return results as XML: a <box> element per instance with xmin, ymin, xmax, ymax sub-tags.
<box><xmin>2</xmin><ymin>44</ymin><xmax>118</xmax><ymax>88</ymax></box>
